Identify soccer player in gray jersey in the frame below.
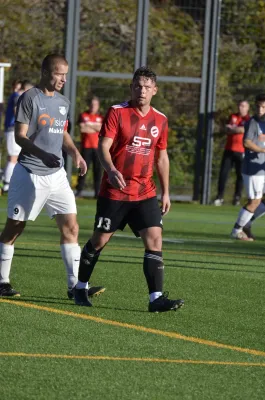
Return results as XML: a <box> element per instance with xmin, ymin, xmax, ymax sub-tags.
<box><xmin>0</xmin><ymin>54</ymin><xmax>104</xmax><ymax>299</ymax></box>
<box><xmin>231</xmin><ymin>93</ymin><xmax>265</xmax><ymax>240</ymax></box>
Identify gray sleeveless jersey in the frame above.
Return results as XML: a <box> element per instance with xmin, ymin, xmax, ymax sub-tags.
<box><xmin>15</xmin><ymin>87</ymin><xmax>70</xmax><ymax>176</ymax></box>
<box><xmin>242</xmin><ymin>117</ymin><xmax>265</xmax><ymax>176</ymax></box>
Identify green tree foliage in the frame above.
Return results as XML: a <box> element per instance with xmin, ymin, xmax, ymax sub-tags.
<box><xmin>0</xmin><ymin>0</ymin><xmax>66</xmax><ymax>89</ymax></box>
<box><xmin>1</xmin><ymin>0</ymin><xmax>264</xmax><ymax>195</ymax></box>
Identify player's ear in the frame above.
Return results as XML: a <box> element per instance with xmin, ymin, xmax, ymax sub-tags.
<box><xmin>153</xmin><ymin>85</ymin><xmax>158</xmax><ymax>96</ymax></box>
<box><xmin>42</xmin><ymin>69</ymin><xmax>49</xmax><ymax>77</ymax></box>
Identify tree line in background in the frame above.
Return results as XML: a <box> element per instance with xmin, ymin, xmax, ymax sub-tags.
<box><xmin>0</xmin><ymin>0</ymin><xmax>264</xmax><ymax>195</ymax></box>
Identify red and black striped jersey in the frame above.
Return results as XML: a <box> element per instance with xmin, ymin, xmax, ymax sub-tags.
<box><xmin>99</xmin><ymin>101</ymin><xmax>168</xmax><ymax>201</ymax></box>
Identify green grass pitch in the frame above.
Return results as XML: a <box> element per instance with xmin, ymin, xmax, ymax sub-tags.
<box><xmin>1</xmin><ymin>197</ymin><xmax>265</xmax><ymax>399</ymax></box>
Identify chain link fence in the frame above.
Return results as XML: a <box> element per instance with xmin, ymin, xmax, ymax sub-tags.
<box><xmin>2</xmin><ymin>0</ymin><xmax>262</xmax><ymax>201</ymax></box>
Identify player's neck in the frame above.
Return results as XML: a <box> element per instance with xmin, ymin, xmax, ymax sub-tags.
<box><xmin>132</xmin><ymin>102</ymin><xmax>151</xmax><ymax>117</ymax></box>
<box><xmin>38</xmin><ymin>81</ymin><xmax>55</xmax><ymax>97</ymax></box>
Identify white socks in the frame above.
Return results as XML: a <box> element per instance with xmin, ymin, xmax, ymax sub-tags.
<box><xmin>235</xmin><ymin>208</ymin><xmax>254</xmax><ymax>231</ymax></box>
<box><xmin>4</xmin><ymin>161</ymin><xmax>16</xmax><ymax>184</ymax></box>
<box><xmin>150</xmin><ymin>291</ymin><xmax>162</xmax><ymax>302</ymax></box>
<box><xmin>60</xmin><ymin>243</ymin><xmax>80</xmax><ymax>289</ymax></box>
<box><xmin>0</xmin><ymin>243</ymin><xmax>14</xmax><ymax>284</ymax></box>
<box><xmin>245</xmin><ymin>202</ymin><xmax>265</xmax><ymax>227</ymax></box>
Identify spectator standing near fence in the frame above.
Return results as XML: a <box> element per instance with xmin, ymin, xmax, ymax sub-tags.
<box><xmin>214</xmin><ymin>100</ymin><xmax>250</xmax><ymax>206</ymax></box>
<box><xmin>75</xmin><ymin>96</ymin><xmax>103</xmax><ymax>198</ymax></box>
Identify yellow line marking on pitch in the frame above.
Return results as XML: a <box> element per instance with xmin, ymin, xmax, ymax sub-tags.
<box><xmin>16</xmin><ymin>242</ymin><xmax>265</xmax><ymax>261</ymax></box>
<box><xmin>1</xmin><ymin>298</ymin><xmax>265</xmax><ymax>358</ymax></box>
<box><xmin>0</xmin><ymin>352</ymin><xmax>265</xmax><ymax>367</ymax></box>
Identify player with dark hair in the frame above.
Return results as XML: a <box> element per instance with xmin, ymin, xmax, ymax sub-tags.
<box><xmin>214</xmin><ymin>100</ymin><xmax>250</xmax><ymax>206</ymax></box>
<box><xmin>75</xmin><ymin>96</ymin><xmax>103</xmax><ymax>198</ymax></box>
<box><xmin>74</xmin><ymin>66</ymin><xmax>184</xmax><ymax>312</ymax></box>
<box><xmin>231</xmin><ymin>93</ymin><xmax>265</xmax><ymax>240</ymax></box>
<box><xmin>0</xmin><ymin>54</ymin><xmax>103</xmax><ymax>298</ymax></box>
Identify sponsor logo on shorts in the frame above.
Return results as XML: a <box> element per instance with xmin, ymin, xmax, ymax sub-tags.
<box><xmin>38</xmin><ymin>114</ymin><xmax>66</xmax><ymax>134</ymax></box>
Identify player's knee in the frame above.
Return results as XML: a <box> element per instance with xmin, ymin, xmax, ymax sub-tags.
<box><xmin>0</xmin><ymin>219</ymin><xmax>26</xmax><ymax>244</ymax></box>
<box><xmin>61</xmin><ymin>221</ymin><xmax>79</xmax><ymax>241</ymax></box>
<box><xmin>146</xmin><ymin>235</ymin><xmax>162</xmax><ymax>251</ymax></box>
<box><xmin>247</xmin><ymin>198</ymin><xmax>261</xmax><ymax>210</ymax></box>
<box><xmin>91</xmin><ymin>232</ymin><xmax>111</xmax><ymax>250</ymax></box>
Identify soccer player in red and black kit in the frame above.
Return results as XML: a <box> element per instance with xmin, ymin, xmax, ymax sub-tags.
<box><xmin>74</xmin><ymin>66</ymin><xmax>184</xmax><ymax>312</ymax></box>
<box><xmin>214</xmin><ymin>100</ymin><xmax>250</xmax><ymax>206</ymax></box>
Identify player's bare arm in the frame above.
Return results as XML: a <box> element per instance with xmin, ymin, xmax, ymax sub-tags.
<box><xmin>244</xmin><ymin>138</ymin><xmax>265</xmax><ymax>153</ymax></box>
<box><xmin>79</xmin><ymin>121</ymin><xmax>102</xmax><ymax>134</ymax></box>
<box><xmin>62</xmin><ymin>130</ymin><xmax>87</xmax><ymax>175</ymax></box>
<box><xmin>15</xmin><ymin>122</ymin><xmax>60</xmax><ymax>168</ymax></box>
<box><xmin>226</xmin><ymin>125</ymin><xmax>244</xmax><ymax>134</ymax></box>
<box><xmin>98</xmin><ymin>136</ymin><xmax>126</xmax><ymax>189</ymax></box>
<box><xmin>155</xmin><ymin>148</ymin><xmax>171</xmax><ymax>215</ymax></box>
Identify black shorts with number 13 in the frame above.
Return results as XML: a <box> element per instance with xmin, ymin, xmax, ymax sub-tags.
<box><xmin>94</xmin><ymin>196</ymin><xmax>163</xmax><ymax>237</ymax></box>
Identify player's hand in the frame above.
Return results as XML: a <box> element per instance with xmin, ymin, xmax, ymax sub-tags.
<box><xmin>73</xmin><ymin>152</ymin><xmax>87</xmax><ymax>176</ymax></box>
<box><xmin>107</xmin><ymin>169</ymin><xmax>126</xmax><ymax>190</ymax></box>
<box><xmin>41</xmin><ymin>152</ymin><xmax>61</xmax><ymax>168</ymax></box>
<box><xmin>160</xmin><ymin>194</ymin><xmax>171</xmax><ymax>216</ymax></box>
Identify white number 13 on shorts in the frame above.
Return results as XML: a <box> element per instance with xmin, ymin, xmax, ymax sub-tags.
<box><xmin>97</xmin><ymin>217</ymin><xmax>111</xmax><ymax>231</ymax></box>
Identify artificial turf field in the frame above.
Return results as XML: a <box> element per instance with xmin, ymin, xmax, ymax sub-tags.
<box><xmin>1</xmin><ymin>197</ymin><xmax>265</xmax><ymax>399</ymax></box>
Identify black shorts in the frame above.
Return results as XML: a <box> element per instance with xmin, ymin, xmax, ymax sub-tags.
<box><xmin>94</xmin><ymin>196</ymin><xmax>163</xmax><ymax>237</ymax></box>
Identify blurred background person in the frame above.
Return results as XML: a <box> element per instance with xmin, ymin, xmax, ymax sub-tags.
<box><xmin>2</xmin><ymin>80</ymin><xmax>33</xmax><ymax>193</ymax></box>
<box><xmin>214</xmin><ymin>100</ymin><xmax>250</xmax><ymax>206</ymax></box>
<box><xmin>75</xmin><ymin>96</ymin><xmax>103</xmax><ymax>198</ymax></box>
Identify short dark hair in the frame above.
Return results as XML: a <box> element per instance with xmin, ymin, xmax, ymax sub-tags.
<box><xmin>12</xmin><ymin>79</ymin><xmax>22</xmax><ymax>90</ymax></box>
<box><xmin>238</xmin><ymin>99</ymin><xmax>249</xmax><ymax>105</ymax></box>
<box><xmin>133</xmin><ymin>66</ymin><xmax>157</xmax><ymax>83</ymax></box>
<box><xmin>21</xmin><ymin>80</ymin><xmax>32</xmax><ymax>90</ymax></box>
<box><xmin>41</xmin><ymin>54</ymin><xmax>68</xmax><ymax>73</ymax></box>
<box><xmin>255</xmin><ymin>93</ymin><xmax>265</xmax><ymax>104</ymax></box>
<box><xmin>90</xmin><ymin>96</ymin><xmax>100</xmax><ymax>103</ymax></box>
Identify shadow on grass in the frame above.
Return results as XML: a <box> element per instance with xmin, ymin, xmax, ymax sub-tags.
<box><xmin>99</xmin><ymin>256</ymin><xmax>265</xmax><ymax>274</ymax></box>
<box><xmin>5</xmin><ymin>296</ymin><xmax>147</xmax><ymax>313</ymax></box>
<box><xmin>15</xmin><ymin>254</ymin><xmax>61</xmax><ymax>260</ymax></box>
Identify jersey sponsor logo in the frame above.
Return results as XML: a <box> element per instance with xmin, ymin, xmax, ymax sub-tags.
<box><xmin>140</xmin><ymin>124</ymin><xmax>147</xmax><ymax>130</ymax></box>
<box><xmin>126</xmin><ymin>136</ymin><xmax>151</xmax><ymax>155</ymax></box>
<box><xmin>150</xmin><ymin>126</ymin><xmax>159</xmax><ymax>137</ymax></box>
<box><xmin>132</xmin><ymin>136</ymin><xmax>151</xmax><ymax>147</ymax></box>
<box><xmin>38</xmin><ymin>113</ymin><xmax>66</xmax><ymax>134</ymax></box>
<box><xmin>126</xmin><ymin>145</ymin><xmax>151</xmax><ymax>155</ymax></box>
<box><xmin>59</xmin><ymin>106</ymin><xmax>67</xmax><ymax>115</ymax></box>
<box><xmin>39</xmin><ymin>107</ymin><xmax>46</xmax><ymax>110</ymax></box>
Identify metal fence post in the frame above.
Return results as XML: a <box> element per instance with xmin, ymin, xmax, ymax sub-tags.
<box><xmin>193</xmin><ymin>0</ymin><xmax>212</xmax><ymax>201</ymax></box>
<box><xmin>202</xmin><ymin>0</ymin><xmax>222</xmax><ymax>205</ymax></box>
<box><xmin>64</xmin><ymin>0</ymin><xmax>80</xmax><ymax>182</ymax></box>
